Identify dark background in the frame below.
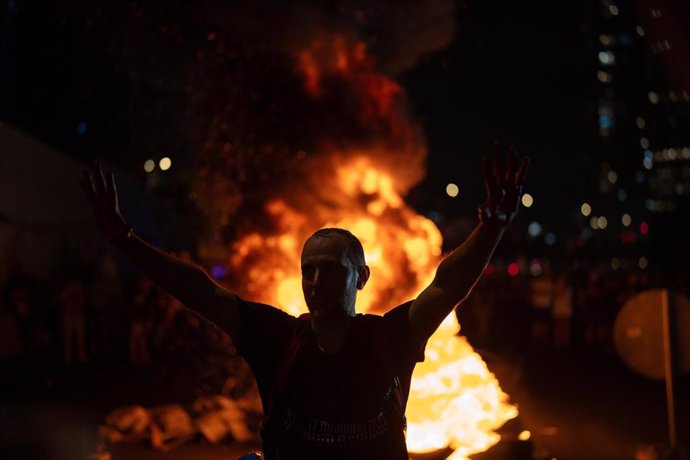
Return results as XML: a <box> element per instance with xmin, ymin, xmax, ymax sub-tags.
<box><xmin>1</xmin><ymin>1</ymin><xmax>690</xmax><ymax>459</ymax></box>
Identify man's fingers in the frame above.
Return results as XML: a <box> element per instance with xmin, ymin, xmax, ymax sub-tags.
<box><xmin>81</xmin><ymin>168</ymin><xmax>97</xmax><ymax>196</ymax></box>
<box><xmin>95</xmin><ymin>162</ymin><xmax>107</xmax><ymax>194</ymax></box>
<box><xmin>493</xmin><ymin>142</ymin><xmax>505</xmax><ymax>185</ymax></box>
<box><xmin>508</xmin><ymin>146</ymin><xmax>518</xmax><ymax>181</ymax></box>
<box><xmin>515</xmin><ymin>156</ymin><xmax>529</xmax><ymax>185</ymax></box>
<box><xmin>107</xmin><ymin>171</ymin><xmax>119</xmax><ymax>208</ymax></box>
<box><xmin>79</xmin><ymin>175</ymin><xmax>96</xmax><ymax>205</ymax></box>
<box><xmin>483</xmin><ymin>156</ymin><xmax>498</xmax><ymax>196</ymax></box>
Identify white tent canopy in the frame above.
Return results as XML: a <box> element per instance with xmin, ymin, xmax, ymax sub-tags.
<box><xmin>0</xmin><ymin>123</ymin><xmax>103</xmax><ymax>283</ymax></box>
<box><xmin>0</xmin><ymin>122</ymin><xmax>90</xmax><ymax>227</ymax></box>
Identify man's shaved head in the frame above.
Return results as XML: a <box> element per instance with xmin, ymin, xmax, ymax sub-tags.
<box><xmin>308</xmin><ymin>228</ymin><xmax>366</xmax><ymax>269</ymax></box>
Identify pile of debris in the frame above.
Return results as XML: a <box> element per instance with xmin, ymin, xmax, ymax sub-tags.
<box><xmin>99</xmin><ymin>394</ymin><xmax>260</xmax><ymax>452</ymax></box>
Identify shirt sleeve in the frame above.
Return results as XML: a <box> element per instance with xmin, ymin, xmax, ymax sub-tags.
<box><xmin>234</xmin><ymin>297</ymin><xmax>297</xmax><ymax>390</ymax></box>
<box><xmin>381</xmin><ymin>301</ymin><xmax>427</xmax><ymax>371</ymax></box>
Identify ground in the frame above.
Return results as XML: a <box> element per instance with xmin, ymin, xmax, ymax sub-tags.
<box><xmin>2</xmin><ymin>345</ymin><xmax>688</xmax><ymax>460</ymax></box>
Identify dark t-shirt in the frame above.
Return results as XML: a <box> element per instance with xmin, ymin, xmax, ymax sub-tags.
<box><xmin>234</xmin><ymin>299</ymin><xmax>425</xmax><ymax>460</ymax></box>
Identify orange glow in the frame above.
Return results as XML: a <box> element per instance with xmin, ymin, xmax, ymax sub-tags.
<box><xmin>296</xmin><ymin>36</ymin><xmax>370</xmax><ymax>97</ymax></box>
<box><xmin>229</xmin><ymin>159</ymin><xmax>516</xmax><ymax>459</ymax></box>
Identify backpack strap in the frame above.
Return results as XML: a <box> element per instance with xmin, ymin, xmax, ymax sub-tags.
<box><xmin>264</xmin><ymin>313</ymin><xmax>310</xmax><ymax>417</ymax></box>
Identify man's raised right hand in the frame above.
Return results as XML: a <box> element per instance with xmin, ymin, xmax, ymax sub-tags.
<box><xmin>81</xmin><ymin>162</ymin><xmax>132</xmax><ymax>243</ymax></box>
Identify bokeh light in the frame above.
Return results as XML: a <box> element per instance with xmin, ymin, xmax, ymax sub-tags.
<box><xmin>640</xmin><ymin>221</ymin><xmax>649</xmax><ymax>235</ymax></box>
<box><xmin>544</xmin><ymin>233</ymin><xmax>557</xmax><ymax>246</ymax></box>
<box><xmin>639</xmin><ymin>256</ymin><xmax>648</xmax><ymax>269</ymax></box>
<box><xmin>527</xmin><ymin>221</ymin><xmax>542</xmax><ymax>237</ymax></box>
<box><xmin>581</xmin><ymin>203</ymin><xmax>592</xmax><ymax>216</ymax></box>
<box><xmin>159</xmin><ymin>157</ymin><xmax>172</xmax><ymax>171</ymax></box>
<box><xmin>143</xmin><ymin>159</ymin><xmax>155</xmax><ymax>173</ymax></box>
<box><xmin>521</xmin><ymin>193</ymin><xmax>534</xmax><ymax>208</ymax></box>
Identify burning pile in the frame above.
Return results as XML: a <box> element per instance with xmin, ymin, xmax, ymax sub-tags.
<box><xmin>227</xmin><ymin>153</ymin><xmax>516</xmax><ymax>458</ymax></box>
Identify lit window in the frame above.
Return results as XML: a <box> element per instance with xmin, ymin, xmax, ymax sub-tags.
<box><xmin>445</xmin><ymin>183</ymin><xmax>459</xmax><ymax>197</ymax></box>
<box><xmin>622</xmin><ymin>214</ymin><xmax>631</xmax><ymax>227</ymax></box>
<box><xmin>608</xmin><ymin>171</ymin><xmax>618</xmax><ymax>183</ymax></box>
<box><xmin>640</xmin><ymin>137</ymin><xmax>650</xmax><ymax>149</ymax></box>
<box><xmin>648</xmin><ymin>91</ymin><xmax>659</xmax><ymax>104</ymax></box>
<box><xmin>598</xmin><ymin>216</ymin><xmax>608</xmax><ymax>229</ymax></box>
<box><xmin>611</xmin><ymin>257</ymin><xmax>621</xmax><ymax>270</ymax></box>
<box><xmin>609</xmin><ymin>4</ymin><xmax>619</xmax><ymax>15</ymax></box>
<box><xmin>643</xmin><ymin>157</ymin><xmax>653</xmax><ymax>170</ymax></box>
<box><xmin>636</xmin><ymin>117</ymin><xmax>645</xmax><ymax>129</ymax></box>
<box><xmin>636</xmin><ymin>26</ymin><xmax>645</xmax><ymax>36</ymax></box>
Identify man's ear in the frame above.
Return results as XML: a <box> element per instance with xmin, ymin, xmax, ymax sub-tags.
<box><xmin>357</xmin><ymin>265</ymin><xmax>371</xmax><ymax>290</ymax></box>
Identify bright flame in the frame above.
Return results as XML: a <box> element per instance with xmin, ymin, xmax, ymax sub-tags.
<box><xmin>405</xmin><ymin>315</ymin><xmax>518</xmax><ymax>459</ymax></box>
<box><xmin>229</xmin><ymin>160</ymin><xmax>517</xmax><ymax>458</ymax></box>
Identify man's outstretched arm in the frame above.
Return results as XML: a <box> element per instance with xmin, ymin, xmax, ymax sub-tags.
<box><xmin>81</xmin><ymin>163</ymin><xmax>241</xmax><ymax>342</ymax></box>
<box><xmin>409</xmin><ymin>143</ymin><xmax>529</xmax><ymax>344</ymax></box>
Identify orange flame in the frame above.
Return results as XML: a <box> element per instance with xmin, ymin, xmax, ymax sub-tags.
<box><xmin>298</xmin><ymin>36</ymin><xmax>369</xmax><ymax>96</ymax></box>
<box><xmin>230</xmin><ymin>158</ymin><xmax>516</xmax><ymax>459</ymax></box>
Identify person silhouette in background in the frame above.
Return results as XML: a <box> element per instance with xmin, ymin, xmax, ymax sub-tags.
<box><xmin>57</xmin><ymin>276</ymin><xmax>88</xmax><ymax>364</ymax></box>
<box><xmin>129</xmin><ymin>276</ymin><xmax>153</xmax><ymax>365</ymax></box>
<box><xmin>81</xmin><ymin>143</ymin><xmax>528</xmax><ymax>460</ymax></box>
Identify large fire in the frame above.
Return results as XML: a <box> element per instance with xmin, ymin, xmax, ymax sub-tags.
<box><xmin>229</xmin><ymin>156</ymin><xmax>517</xmax><ymax>459</ymax></box>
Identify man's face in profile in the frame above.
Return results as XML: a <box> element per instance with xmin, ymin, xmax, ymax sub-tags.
<box><xmin>301</xmin><ymin>235</ymin><xmax>359</xmax><ymax>326</ymax></box>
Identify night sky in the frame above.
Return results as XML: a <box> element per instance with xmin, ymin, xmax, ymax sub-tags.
<box><xmin>1</xmin><ymin>0</ymin><xmax>688</xmax><ymax>257</ymax></box>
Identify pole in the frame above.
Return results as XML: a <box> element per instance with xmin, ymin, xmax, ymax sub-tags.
<box><xmin>661</xmin><ymin>288</ymin><xmax>676</xmax><ymax>449</ymax></box>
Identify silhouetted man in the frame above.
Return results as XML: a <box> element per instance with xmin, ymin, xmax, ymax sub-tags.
<box><xmin>81</xmin><ymin>143</ymin><xmax>528</xmax><ymax>460</ymax></box>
